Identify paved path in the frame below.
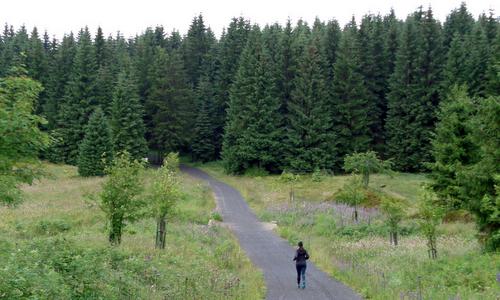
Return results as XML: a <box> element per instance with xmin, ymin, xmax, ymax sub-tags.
<box><xmin>181</xmin><ymin>166</ymin><xmax>362</xmax><ymax>300</ymax></box>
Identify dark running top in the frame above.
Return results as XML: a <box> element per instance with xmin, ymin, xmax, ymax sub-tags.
<box><xmin>293</xmin><ymin>247</ymin><xmax>310</xmax><ymax>266</ymax></box>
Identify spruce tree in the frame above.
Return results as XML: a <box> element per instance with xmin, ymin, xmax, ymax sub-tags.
<box><xmin>222</xmin><ymin>26</ymin><xmax>283</xmax><ymax>173</ymax></box>
<box><xmin>43</xmin><ymin>33</ymin><xmax>76</xmax><ymax>130</ymax></box>
<box><xmin>385</xmin><ymin>8</ymin><xmax>444</xmax><ymax>171</ymax></box>
<box><xmin>465</xmin><ymin>24</ymin><xmax>491</xmax><ymax>98</ymax></box>
<box><xmin>429</xmin><ymin>86</ymin><xmax>478</xmax><ymax>208</ymax></box>
<box><xmin>78</xmin><ymin>107</ymin><xmax>113</xmax><ymax>177</ymax></box>
<box><xmin>110</xmin><ymin>69</ymin><xmax>148</xmax><ymax>160</ymax></box>
<box><xmin>442</xmin><ymin>34</ymin><xmax>469</xmax><ymax>93</ymax></box>
<box><xmin>358</xmin><ymin>14</ymin><xmax>390</xmax><ymax>153</ymax></box>
<box><xmin>331</xmin><ymin>19</ymin><xmax>373</xmax><ymax>166</ymax></box>
<box><xmin>212</xmin><ymin>18</ymin><xmax>250</xmax><ymax>156</ymax></box>
<box><xmin>192</xmin><ymin>75</ymin><xmax>216</xmax><ymax>162</ymax></box>
<box><xmin>148</xmin><ymin>48</ymin><xmax>193</xmax><ymax>153</ymax></box>
<box><xmin>486</xmin><ymin>26</ymin><xmax>500</xmax><ymax>96</ymax></box>
<box><xmin>443</xmin><ymin>2</ymin><xmax>474</xmax><ymax>48</ymax></box>
<box><xmin>58</xmin><ymin>27</ymin><xmax>99</xmax><ymax>164</ymax></box>
<box><xmin>286</xmin><ymin>34</ymin><xmax>335</xmax><ymax>172</ymax></box>
<box><xmin>182</xmin><ymin>14</ymin><xmax>215</xmax><ymax>86</ymax></box>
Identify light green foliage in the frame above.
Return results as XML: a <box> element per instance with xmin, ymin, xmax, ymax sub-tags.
<box><xmin>200</xmin><ymin>162</ymin><xmax>499</xmax><ymax>299</ymax></box>
<box><xmin>380</xmin><ymin>196</ymin><xmax>406</xmax><ymax>246</ymax></box>
<box><xmin>100</xmin><ymin>152</ymin><xmax>145</xmax><ymax>245</ymax></box>
<box><xmin>417</xmin><ymin>189</ymin><xmax>444</xmax><ymax>259</ymax></box>
<box><xmin>343</xmin><ymin>151</ymin><xmax>393</xmax><ymax>188</ymax></box>
<box><xmin>336</xmin><ymin>175</ymin><xmax>365</xmax><ymax>206</ymax></box>
<box><xmin>280</xmin><ymin>170</ymin><xmax>300</xmax><ymax>202</ymax></box>
<box><xmin>148</xmin><ymin>153</ymin><xmax>181</xmax><ymax>249</ymax></box>
<box><xmin>0</xmin><ymin>72</ymin><xmax>49</xmax><ymax>205</ymax></box>
<box><xmin>0</xmin><ymin>163</ymin><xmax>264</xmax><ymax>299</ymax></box>
<box><xmin>478</xmin><ymin>175</ymin><xmax>500</xmax><ymax>250</ymax></box>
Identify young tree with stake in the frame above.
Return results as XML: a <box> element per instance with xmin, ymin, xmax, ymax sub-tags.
<box><xmin>100</xmin><ymin>152</ymin><xmax>145</xmax><ymax>245</ymax></box>
<box><xmin>149</xmin><ymin>153</ymin><xmax>180</xmax><ymax>249</ymax></box>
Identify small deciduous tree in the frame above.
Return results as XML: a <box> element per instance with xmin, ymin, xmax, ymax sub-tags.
<box><xmin>417</xmin><ymin>189</ymin><xmax>444</xmax><ymax>259</ymax></box>
<box><xmin>100</xmin><ymin>152</ymin><xmax>145</xmax><ymax>245</ymax></box>
<box><xmin>279</xmin><ymin>171</ymin><xmax>300</xmax><ymax>203</ymax></box>
<box><xmin>148</xmin><ymin>153</ymin><xmax>180</xmax><ymax>249</ymax></box>
<box><xmin>336</xmin><ymin>175</ymin><xmax>365</xmax><ymax>222</ymax></box>
<box><xmin>380</xmin><ymin>196</ymin><xmax>406</xmax><ymax>246</ymax></box>
<box><xmin>343</xmin><ymin>151</ymin><xmax>392</xmax><ymax>188</ymax></box>
<box><xmin>0</xmin><ymin>70</ymin><xmax>49</xmax><ymax>205</ymax></box>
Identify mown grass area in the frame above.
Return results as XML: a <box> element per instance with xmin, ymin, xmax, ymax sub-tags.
<box><xmin>0</xmin><ymin>163</ymin><xmax>264</xmax><ymax>299</ymax></box>
<box><xmin>196</xmin><ymin>161</ymin><xmax>500</xmax><ymax>299</ymax></box>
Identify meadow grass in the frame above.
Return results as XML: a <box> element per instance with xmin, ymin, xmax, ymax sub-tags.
<box><xmin>196</xmin><ymin>161</ymin><xmax>500</xmax><ymax>299</ymax></box>
<box><xmin>0</xmin><ymin>163</ymin><xmax>265</xmax><ymax>299</ymax></box>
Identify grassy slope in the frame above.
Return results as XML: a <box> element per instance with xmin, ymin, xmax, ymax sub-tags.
<box><xmin>0</xmin><ymin>163</ymin><xmax>264</xmax><ymax>299</ymax></box>
<box><xmin>196</xmin><ymin>161</ymin><xmax>500</xmax><ymax>300</ymax></box>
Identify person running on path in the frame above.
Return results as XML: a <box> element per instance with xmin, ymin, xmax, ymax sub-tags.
<box><xmin>293</xmin><ymin>241</ymin><xmax>310</xmax><ymax>289</ymax></box>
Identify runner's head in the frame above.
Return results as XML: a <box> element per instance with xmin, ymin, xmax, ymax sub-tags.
<box><xmin>298</xmin><ymin>241</ymin><xmax>303</xmax><ymax>248</ymax></box>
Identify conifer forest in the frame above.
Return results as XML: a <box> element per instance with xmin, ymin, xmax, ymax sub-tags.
<box><xmin>0</xmin><ymin>2</ymin><xmax>499</xmax><ymax>298</ymax></box>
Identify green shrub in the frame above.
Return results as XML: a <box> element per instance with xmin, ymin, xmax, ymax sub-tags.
<box><xmin>313</xmin><ymin>213</ymin><xmax>337</xmax><ymax>237</ymax></box>
<box><xmin>244</xmin><ymin>166</ymin><xmax>269</xmax><ymax>177</ymax></box>
<box><xmin>34</xmin><ymin>219</ymin><xmax>72</xmax><ymax>236</ymax></box>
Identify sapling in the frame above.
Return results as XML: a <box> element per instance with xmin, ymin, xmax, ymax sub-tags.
<box><xmin>418</xmin><ymin>189</ymin><xmax>444</xmax><ymax>259</ymax></box>
<box><xmin>340</xmin><ymin>175</ymin><xmax>365</xmax><ymax>222</ymax></box>
<box><xmin>380</xmin><ymin>196</ymin><xmax>406</xmax><ymax>246</ymax></box>
<box><xmin>149</xmin><ymin>153</ymin><xmax>180</xmax><ymax>249</ymax></box>
<box><xmin>280</xmin><ymin>171</ymin><xmax>300</xmax><ymax>203</ymax></box>
<box><xmin>343</xmin><ymin>151</ymin><xmax>393</xmax><ymax>188</ymax></box>
<box><xmin>100</xmin><ymin>151</ymin><xmax>145</xmax><ymax>245</ymax></box>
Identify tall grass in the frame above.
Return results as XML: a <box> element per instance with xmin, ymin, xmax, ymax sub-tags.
<box><xmin>197</xmin><ymin>161</ymin><xmax>500</xmax><ymax>299</ymax></box>
<box><xmin>0</xmin><ymin>163</ymin><xmax>264</xmax><ymax>299</ymax></box>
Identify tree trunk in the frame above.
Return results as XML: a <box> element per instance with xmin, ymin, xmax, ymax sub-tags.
<box><xmin>393</xmin><ymin>231</ymin><xmax>398</xmax><ymax>246</ymax></box>
<box><xmin>156</xmin><ymin>216</ymin><xmax>166</xmax><ymax>249</ymax></box>
<box><xmin>353</xmin><ymin>205</ymin><xmax>358</xmax><ymax>222</ymax></box>
<box><xmin>109</xmin><ymin>216</ymin><xmax>122</xmax><ymax>245</ymax></box>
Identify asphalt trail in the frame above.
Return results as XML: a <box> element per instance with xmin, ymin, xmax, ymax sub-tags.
<box><xmin>181</xmin><ymin>166</ymin><xmax>362</xmax><ymax>300</ymax></box>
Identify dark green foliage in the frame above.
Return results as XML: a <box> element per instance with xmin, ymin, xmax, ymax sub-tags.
<box><xmin>222</xmin><ymin>27</ymin><xmax>282</xmax><ymax>173</ymax></box>
<box><xmin>385</xmin><ymin>9</ymin><xmax>444</xmax><ymax>171</ymax></box>
<box><xmin>442</xmin><ymin>34</ymin><xmax>469</xmax><ymax>93</ymax></box>
<box><xmin>443</xmin><ymin>2</ymin><xmax>474</xmax><ymax>47</ymax></box>
<box><xmin>43</xmin><ymin>33</ymin><xmax>76</xmax><ymax>130</ymax></box>
<box><xmin>77</xmin><ymin>107</ymin><xmax>113</xmax><ymax>177</ymax></box>
<box><xmin>465</xmin><ymin>24</ymin><xmax>491</xmax><ymax>98</ymax></box>
<box><xmin>148</xmin><ymin>48</ymin><xmax>193</xmax><ymax>152</ymax></box>
<box><xmin>429</xmin><ymin>86</ymin><xmax>477</xmax><ymax>208</ymax></box>
<box><xmin>486</xmin><ymin>26</ymin><xmax>500</xmax><ymax>96</ymax></box>
<box><xmin>358</xmin><ymin>15</ymin><xmax>391</xmax><ymax>153</ymax></box>
<box><xmin>430</xmin><ymin>87</ymin><xmax>500</xmax><ymax>250</ymax></box>
<box><xmin>192</xmin><ymin>76</ymin><xmax>216</xmax><ymax>162</ymax></box>
<box><xmin>58</xmin><ymin>28</ymin><xmax>99</xmax><ymax>165</ymax></box>
<box><xmin>331</xmin><ymin>19</ymin><xmax>373</xmax><ymax>164</ymax></box>
<box><xmin>286</xmin><ymin>34</ymin><xmax>335</xmax><ymax>172</ymax></box>
<box><xmin>458</xmin><ymin>97</ymin><xmax>500</xmax><ymax>250</ymax></box>
<box><xmin>110</xmin><ymin>70</ymin><xmax>148</xmax><ymax>160</ymax></box>
<box><xmin>212</xmin><ymin>18</ymin><xmax>251</xmax><ymax>156</ymax></box>
<box><xmin>182</xmin><ymin>14</ymin><xmax>216</xmax><ymax>86</ymax></box>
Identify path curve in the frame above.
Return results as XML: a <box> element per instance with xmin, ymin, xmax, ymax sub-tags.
<box><xmin>181</xmin><ymin>166</ymin><xmax>362</xmax><ymax>300</ymax></box>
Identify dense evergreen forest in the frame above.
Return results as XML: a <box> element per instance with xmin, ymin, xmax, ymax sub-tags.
<box><xmin>0</xmin><ymin>3</ymin><xmax>498</xmax><ymax>175</ymax></box>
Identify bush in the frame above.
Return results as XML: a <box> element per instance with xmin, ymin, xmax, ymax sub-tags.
<box><xmin>244</xmin><ymin>166</ymin><xmax>269</xmax><ymax>177</ymax></box>
<box><xmin>34</xmin><ymin>219</ymin><xmax>72</xmax><ymax>236</ymax></box>
<box><xmin>0</xmin><ymin>238</ymin><xmax>145</xmax><ymax>299</ymax></box>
